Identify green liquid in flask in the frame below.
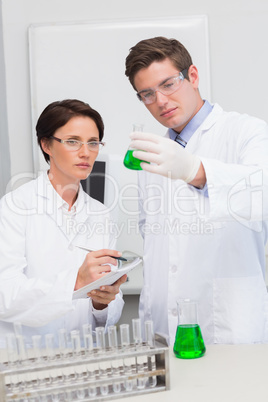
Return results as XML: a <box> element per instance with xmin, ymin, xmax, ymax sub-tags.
<box><xmin>173</xmin><ymin>324</ymin><xmax>206</xmax><ymax>359</ymax></box>
<box><xmin>123</xmin><ymin>149</ymin><xmax>144</xmax><ymax>170</ymax></box>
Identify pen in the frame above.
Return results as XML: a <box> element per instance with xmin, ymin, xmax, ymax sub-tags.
<box><xmin>75</xmin><ymin>246</ymin><xmax>127</xmax><ymax>261</ymax></box>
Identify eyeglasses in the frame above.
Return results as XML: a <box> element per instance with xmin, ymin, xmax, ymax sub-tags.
<box><xmin>136</xmin><ymin>69</ymin><xmax>188</xmax><ymax>105</ymax></box>
<box><xmin>51</xmin><ymin>137</ymin><xmax>105</xmax><ymax>152</ymax></box>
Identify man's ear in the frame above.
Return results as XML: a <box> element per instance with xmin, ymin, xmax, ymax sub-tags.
<box><xmin>188</xmin><ymin>65</ymin><xmax>199</xmax><ymax>89</ymax></box>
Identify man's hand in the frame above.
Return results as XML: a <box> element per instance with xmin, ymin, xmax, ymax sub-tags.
<box><xmin>130</xmin><ymin>131</ymin><xmax>202</xmax><ymax>184</ymax></box>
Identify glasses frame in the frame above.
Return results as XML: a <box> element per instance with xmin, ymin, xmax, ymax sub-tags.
<box><xmin>136</xmin><ymin>69</ymin><xmax>188</xmax><ymax>105</ymax></box>
<box><xmin>51</xmin><ymin>136</ymin><xmax>105</xmax><ymax>152</ymax></box>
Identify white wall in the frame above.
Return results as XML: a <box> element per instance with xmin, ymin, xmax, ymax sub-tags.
<box><xmin>1</xmin><ymin>0</ymin><xmax>268</xmax><ymax>325</ymax></box>
<box><xmin>1</xmin><ymin>0</ymin><xmax>268</xmax><ymax>183</ymax></box>
<box><xmin>0</xmin><ymin>4</ymin><xmax>10</xmax><ymax>197</ymax></box>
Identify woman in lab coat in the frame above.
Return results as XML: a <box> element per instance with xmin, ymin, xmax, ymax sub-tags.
<box><xmin>0</xmin><ymin>99</ymin><xmax>126</xmax><ymax>347</ymax></box>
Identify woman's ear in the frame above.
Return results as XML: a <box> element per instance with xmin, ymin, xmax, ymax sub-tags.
<box><xmin>41</xmin><ymin>138</ymin><xmax>52</xmax><ymax>157</ymax></box>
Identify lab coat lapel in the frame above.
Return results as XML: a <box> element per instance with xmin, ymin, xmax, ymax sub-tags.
<box><xmin>36</xmin><ymin>173</ymin><xmax>97</xmax><ymax>247</ymax></box>
<box><xmin>185</xmin><ymin>103</ymin><xmax>224</xmax><ymax>153</ymax></box>
<box><xmin>35</xmin><ymin>172</ymin><xmax>73</xmax><ymax>241</ymax></box>
<box><xmin>66</xmin><ymin>187</ymin><xmax>91</xmax><ymax>246</ymax></box>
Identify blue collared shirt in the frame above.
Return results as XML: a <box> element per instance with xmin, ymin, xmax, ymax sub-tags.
<box><xmin>168</xmin><ymin>99</ymin><xmax>213</xmax><ymax>142</ymax></box>
<box><xmin>168</xmin><ymin>100</ymin><xmax>213</xmax><ymax>195</ymax></box>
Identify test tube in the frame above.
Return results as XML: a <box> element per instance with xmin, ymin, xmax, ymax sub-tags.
<box><xmin>108</xmin><ymin>325</ymin><xmax>121</xmax><ymax>393</ymax></box>
<box><xmin>145</xmin><ymin>320</ymin><xmax>157</xmax><ymax>388</ymax></box>
<box><xmin>71</xmin><ymin>330</ymin><xmax>86</xmax><ymax>399</ymax></box>
<box><xmin>6</xmin><ymin>333</ymin><xmax>19</xmax><ymax>391</ymax></box>
<box><xmin>6</xmin><ymin>333</ymin><xmax>18</xmax><ymax>366</ymax></box>
<box><xmin>58</xmin><ymin>328</ymin><xmax>69</xmax><ymax>359</ymax></box>
<box><xmin>16</xmin><ymin>335</ymin><xmax>27</xmax><ymax>362</ymax></box>
<box><xmin>120</xmin><ymin>324</ymin><xmax>134</xmax><ymax>391</ymax></box>
<box><xmin>58</xmin><ymin>329</ymin><xmax>73</xmax><ymax>385</ymax></box>
<box><xmin>132</xmin><ymin>318</ymin><xmax>147</xmax><ymax>389</ymax></box>
<box><xmin>108</xmin><ymin>325</ymin><xmax>118</xmax><ymax>349</ymax></box>
<box><xmin>13</xmin><ymin>322</ymin><xmax>27</xmax><ymax>384</ymax></box>
<box><xmin>81</xmin><ymin>325</ymin><xmax>97</xmax><ymax>397</ymax></box>
<box><xmin>82</xmin><ymin>323</ymin><xmax>93</xmax><ymax>357</ymax></box>
<box><xmin>71</xmin><ymin>330</ymin><xmax>81</xmax><ymax>357</ymax></box>
<box><xmin>31</xmin><ymin>335</ymin><xmax>46</xmax><ymax>387</ymax></box>
<box><xmin>45</xmin><ymin>333</ymin><xmax>56</xmax><ymax>360</ymax></box>
<box><xmin>12</xmin><ymin>322</ymin><xmax>28</xmax><ymax>390</ymax></box>
<box><xmin>132</xmin><ymin>318</ymin><xmax>143</xmax><ymax>345</ymax></box>
<box><xmin>145</xmin><ymin>320</ymin><xmax>155</xmax><ymax>348</ymax></box>
<box><xmin>96</xmin><ymin>326</ymin><xmax>109</xmax><ymax>396</ymax></box>
<box><xmin>96</xmin><ymin>326</ymin><xmax>105</xmax><ymax>350</ymax></box>
<box><xmin>13</xmin><ymin>322</ymin><xmax>23</xmax><ymax>337</ymax></box>
<box><xmin>32</xmin><ymin>335</ymin><xmax>43</xmax><ymax>363</ymax></box>
<box><xmin>16</xmin><ymin>334</ymin><xmax>28</xmax><ymax>389</ymax></box>
<box><xmin>45</xmin><ymin>333</ymin><xmax>59</xmax><ymax>387</ymax></box>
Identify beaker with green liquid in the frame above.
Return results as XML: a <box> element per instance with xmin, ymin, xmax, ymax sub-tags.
<box><xmin>173</xmin><ymin>299</ymin><xmax>206</xmax><ymax>359</ymax></box>
<box><xmin>123</xmin><ymin>124</ymin><xmax>147</xmax><ymax>170</ymax></box>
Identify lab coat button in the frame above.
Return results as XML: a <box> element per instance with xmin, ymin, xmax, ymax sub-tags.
<box><xmin>171</xmin><ymin>265</ymin><xmax>177</xmax><ymax>273</ymax></box>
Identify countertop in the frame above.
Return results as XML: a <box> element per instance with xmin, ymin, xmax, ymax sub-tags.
<box><xmin>1</xmin><ymin>343</ymin><xmax>268</xmax><ymax>401</ymax></box>
<box><xmin>112</xmin><ymin>343</ymin><xmax>268</xmax><ymax>402</ymax></box>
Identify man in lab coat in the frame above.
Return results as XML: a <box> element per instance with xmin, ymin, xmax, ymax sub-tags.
<box><xmin>125</xmin><ymin>36</ymin><xmax>268</xmax><ymax>345</ymax></box>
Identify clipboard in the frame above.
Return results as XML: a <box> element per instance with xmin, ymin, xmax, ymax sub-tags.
<box><xmin>72</xmin><ymin>254</ymin><xmax>142</xmax><ymax>300</ymax></box>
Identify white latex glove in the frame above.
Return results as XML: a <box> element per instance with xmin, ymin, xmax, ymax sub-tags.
<box><xmin>130</xmin><ymin>131</ymin><xmax>201</xmax><ymax>183</ymax></box>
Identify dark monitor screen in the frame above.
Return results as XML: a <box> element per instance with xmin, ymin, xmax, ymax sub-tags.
<box><xmin>81</xmin><ymin>160</ymin><xmax>106</xmax><ymax>204</ymax></box>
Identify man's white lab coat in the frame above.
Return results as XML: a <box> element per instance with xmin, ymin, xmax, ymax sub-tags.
<box><xmin>0</xmin><ymin>172</ymin><xmax>124</xmax><ymax>346</ymax></box>
<box><xmin>138</xmin><ymin>104</ymin><xmax>268</xmax><ymax>345</ymax></box>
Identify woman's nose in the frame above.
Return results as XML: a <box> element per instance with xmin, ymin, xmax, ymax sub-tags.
<box><xmin>78</xmin><ymin>143</ymin><xmax>91</xmax><ymax>156</ymax></box>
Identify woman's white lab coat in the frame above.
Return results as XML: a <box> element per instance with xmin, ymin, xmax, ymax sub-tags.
<box><xmin>0</xmin><ymin>172</ymin><xmax>124</xmax><ymax>346</ymax></box>
<box><xmin>138</xmin><ymin>104</ymin><xmax>268</xmax><ymax>345</ymax></box>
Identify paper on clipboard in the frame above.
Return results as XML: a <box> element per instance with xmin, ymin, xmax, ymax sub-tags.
<box><xmin>72</xmin><ymin>255</ymin><xmax>142</xmax><ymax>300</ymax></box>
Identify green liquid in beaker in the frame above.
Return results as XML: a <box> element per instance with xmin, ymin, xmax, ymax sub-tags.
<box><xmin>173</xmin><ymin>324</ymin><xmax>206</xmax><ymax>359</ymax></box>
<box><xmin>123</xmin><ymin>149</ymin><xmax>143</xmax><ymax>170</ymax></box>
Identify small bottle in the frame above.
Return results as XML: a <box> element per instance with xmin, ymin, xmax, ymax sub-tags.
<box><xmin>123</xmin><ymin>124</ymin><xmax>146</xmax><ymax>170</ymax></box>
<box><xmin>173</xmin><ymin>299</ymin><xmax>206</xmax><ymax>359</ymax></box>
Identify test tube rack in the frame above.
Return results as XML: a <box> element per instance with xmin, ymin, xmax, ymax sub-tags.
<box><xmin>0</xmin><ymin>334</ymin><xmax>170</xmax><ymax>401</ymax></box>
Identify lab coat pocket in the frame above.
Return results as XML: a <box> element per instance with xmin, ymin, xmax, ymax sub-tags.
<box><xmin>213</xmin><ymin>276</ymin><xmax>268</xmax><ymax>344</ymax></box>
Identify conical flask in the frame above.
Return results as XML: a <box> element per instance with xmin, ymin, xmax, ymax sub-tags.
<box><xmin>123</xmin><ymin>124</ymin><xmax>147</xmax><ymax>170</ymax></box>
<box><xmin>173</xmin><ymin>299</ymin><xmax>206</xmax><ymax>359</ymax></box>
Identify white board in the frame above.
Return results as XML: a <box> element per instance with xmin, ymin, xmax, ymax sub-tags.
<box><xmin>28</xmin><ymin>16</ymin><xmax>210</xmax><ymax>255</ymax></box>
<box><xmin>29</xmin><ymin>16</ymin><xmax>210</xmax><ymax>169</ymax></box>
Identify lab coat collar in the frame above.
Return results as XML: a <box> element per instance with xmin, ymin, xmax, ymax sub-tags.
<box><xmin>165</xmin><ymin>103</ymin><xmax>224</xmax><ymax>153</ymax></box>
<box><xmin>36</xmin><ymin>171</ymin><xmax>88</xmax><ymax>205</ymax></box>
<box><xmin>165</xmin><ymin>103</ymin><xmax>223</xmax><ymax>139</ymax></box>
<box><xmin>197</xmin><ymin>103</ymin><xmax>223</xmax><ymax>132</ymax></box>
<box><xmin>35</xmin><ymin>171</ymin><xmax>91</xmax><ymax>243</ymax></box>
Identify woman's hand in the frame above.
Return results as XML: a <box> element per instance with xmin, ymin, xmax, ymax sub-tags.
<box><xmin>75</xmin><ymin>249</ymin><xmax>122</xmax><ymax>290</ymax></box>
<box><xmin>88</xmin><ymin>274</ymin><xmax>127</xmax><ymax>309</ymax></box>
<box><xmin>74</xmin><ymin>249</ymin><xmax>127</xmax><ymax>309</ymax></box>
